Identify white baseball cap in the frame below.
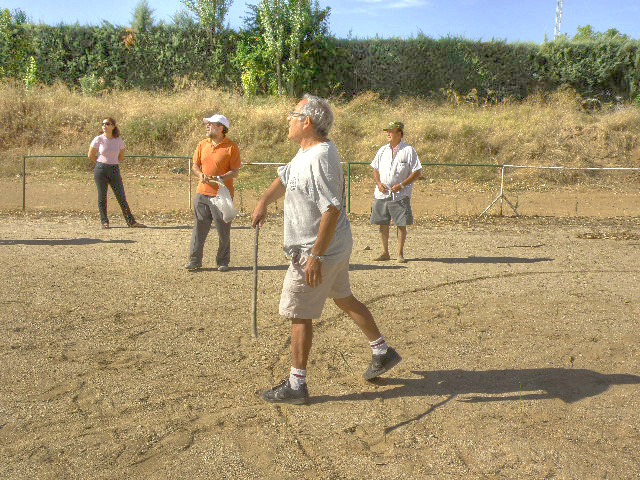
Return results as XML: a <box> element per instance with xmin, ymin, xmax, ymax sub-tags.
<box><xmin>203</xmin><ymin>114</ymin><xmax>230</xmax><ymax>129</ymax></box>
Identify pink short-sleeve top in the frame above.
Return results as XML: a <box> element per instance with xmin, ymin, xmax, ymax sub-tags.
<box><xmin>91</xmin><ymin>134</ymin><xmax>125</xmax><ymax>165</ymax></box>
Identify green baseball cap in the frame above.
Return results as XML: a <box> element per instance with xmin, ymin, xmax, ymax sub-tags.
<box><xmin>383</xmin><ymin>121</ymin><xmax>404</xmax><ymax>132</ymax></box>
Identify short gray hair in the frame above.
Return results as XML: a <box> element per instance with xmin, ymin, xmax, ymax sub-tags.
<box><xmin>300</xmin><ymin>94</ymin><xmax>334</xmax><ymax>137</ymax></box>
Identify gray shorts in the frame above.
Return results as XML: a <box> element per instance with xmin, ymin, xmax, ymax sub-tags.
<box><xmin>370</xmin><ymin>196</ymin><xmax>414</xmax><ymax>226</ymax></box>
<box><xmin>279</xmin><ymin>257</ymin><xmax>352</xmax><ymax>319</ymax></box>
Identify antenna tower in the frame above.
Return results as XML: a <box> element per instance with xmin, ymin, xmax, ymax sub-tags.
<box><xmin>554</xmin><ymin>0</ymin><xmax>564</xmax><ymax>39</ymax></box>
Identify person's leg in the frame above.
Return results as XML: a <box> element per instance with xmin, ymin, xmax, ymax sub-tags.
<box><xmin>333</xmin><ymin>295</ymin><xmax>381</xmax><ymax>341</ymax></box>
<box><xmin>378</xmin><ymin>225</ymin><xmax>390</xmax><ymax>259</ymax></box>
<box><xmin>291</xmin><ymin>318</ymin><xmax>313</xmax><ymax>369</ymax></box>
<box><xmin>388</xmin><ymin>196</ymin><xmax>413</xmax><ymax>261</ymax></box>
<box><xmin>93</xmin><ymin>164</ymin><xmax>110</xmax><ymax>226</ymax></box>
<box><xmin>397</xmin><ymin>226</ymin><xmax>407</xmax><ymax>259</ymax></box>
<box><xmin>210</xmin><ymin>204</ymin><xmax>231</xmax><ymax>267</ymax></box>
<box><xmin>370</xmin><ymin>199</ymin><xmax>391</xmax><ymax>260</ymax></box>
<box><xmin>188</xmin><ymin>194</ymin><xmax>213</xmax><ymax>266</ymax></box>
<box><xmin>334</xmin><ymin>292</ymin><xmax>402</xmax><ymax>380</ymax></box>
<box><xmin>261</xmin><ymin>316</ymin><xmax>312</xmax><ymax>405</ymax></box>
<box><xmin>109</xmin><ymin>166</ymin><xmax>136</xmax><ymax>225</ymax></box>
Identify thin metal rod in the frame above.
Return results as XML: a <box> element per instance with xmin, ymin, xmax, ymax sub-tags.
<box><xmin>499</xmin><ymin>166</ymin><xmax>505</xmax><ymax>216</ymax></box>
<box><xmin>22</xmin><ymin>156</ymin><xmax>26</xmax><ymax>211</ymax></box>
<box><xmin>188</xmin><ymin>156</ymin><xmax>192</xmax><ymax>210</ymax></box>
<box><xmin>251</xmin><ymin>224</ymin><xmax>260</xmax><ymax>339</ymax></box>
<box><xmin>347</xmin><ymin>162</ymin><xmax>351</xmax><ymax>213</ymax></box>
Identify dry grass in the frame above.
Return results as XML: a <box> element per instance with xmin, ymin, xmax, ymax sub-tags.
<box><xmin>1</xmin><ymin>83</ymin><xmax>639</xmax><ymax>186</ymax></box>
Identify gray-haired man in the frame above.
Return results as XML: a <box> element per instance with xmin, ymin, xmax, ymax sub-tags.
<box><xmin>251</xmin><ymin>94</ymin><xmax>401</xmax><ymax>405</ymax></box>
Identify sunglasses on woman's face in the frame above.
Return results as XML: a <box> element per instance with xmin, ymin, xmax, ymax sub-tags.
<box><xmin>102</xmin><ymin>122</ymin><xmax>113</xmax><ymax>126</ymax></box>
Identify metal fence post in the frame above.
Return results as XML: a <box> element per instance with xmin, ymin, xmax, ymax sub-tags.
<box><xmin>22</xmin><ymin>156</ymin><xmax>26</xmax><ymax>211</ymax></box>
<box><xmin>347</xmin><ymin>162</ymin><xmax>351</xmax><ymax>213</ymax></box>
<box><xmin>188</xmin><ymin>156</ymin><xmax>192</xmax><ymax>210</ymax></box>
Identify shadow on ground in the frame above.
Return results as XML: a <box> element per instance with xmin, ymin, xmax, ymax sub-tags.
<box><xmin>312</xmin><ymin>368</ymin><xmax>640</xmax><ymax>432</ymax></box>
<box><xmin>192</xmin><ymin>263</ymin><xmax>407</xmax><ymax>272</ymax></box>
<box><xmin>0</xmin><ymin>238</ymin><xmax>135</xmax><ymax>246</ymax></box>
<box><xmin>411</xmin><ymin>256</ymin><xmax>554</xmax><ymax>264</ymax></box>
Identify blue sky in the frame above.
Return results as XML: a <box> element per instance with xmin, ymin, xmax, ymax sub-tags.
<box><xmin>3</xmin><ymin>0</ymin><xmax>639</xmax><ymax>42</ymax></box>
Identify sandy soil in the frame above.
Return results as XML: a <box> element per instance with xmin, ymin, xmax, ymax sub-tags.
<box><xmin>1</xmin><ymin>175</ymin><xmax>640</xmax><ymax>479</ymax></box>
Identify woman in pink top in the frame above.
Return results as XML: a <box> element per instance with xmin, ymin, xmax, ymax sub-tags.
<box><xmin>88</xmin><ymin>117</ymin><xmax>145</xmax><ymax>229</ymax></box>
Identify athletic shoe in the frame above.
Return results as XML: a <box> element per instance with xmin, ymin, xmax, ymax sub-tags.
<box><xmin>373</xmin><ymin>253</ymin><xmax>390</xmax><ymax>261</ymax></box>
<box><xmin>218</xmin><ymin>265</ymin><xmax>229</xmax><ymax>272</ymax></box>
<box><xmin>129</xmin><ymin>222</ymin><xmax>146</xmax><ymax>228</ymax></box>
<box><xmin>101</xmin><ymin>222</ymin><xmax>110</xmax><ymax>229</ymax></box>
<box><xmin>261</xmin><ymin>379</ymin><xmax>309</xmax><ymax>405</ymax></box>
<box><xmin>397</xmin><ymin>256</ymin><xmax>408</xmax><ymax>263</ymax></box>
<box><xmin>184</xmin><ymin>261</ymin><xmax>202</xmax><ymax>271</ymax></box>
<box><xmin>363</xmin><ymin>346</ymin><xmax>402</xmax><ymax>380</ymax></box>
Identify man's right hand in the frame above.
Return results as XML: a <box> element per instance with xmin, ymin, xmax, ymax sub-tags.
<box><xmin>251</xmin><ymin>202</ymin><xmax>267</xmax><ymax>228</ymax></box>
<box><xmin>377</xmin><ymin>182</ymin><xmax>388</xmax><ymax>194</ymax></box>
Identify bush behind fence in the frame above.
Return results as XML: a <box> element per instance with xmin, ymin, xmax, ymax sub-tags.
<box><xmin>2</xmin><ymin>23</ymin><xmax>640</xmax><ymax>100</ymax></box>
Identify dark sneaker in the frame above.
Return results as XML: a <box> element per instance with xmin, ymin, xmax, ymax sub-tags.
<box><xmin>363</xmin><ymin>346</ymin><xmax>402</xmax><ymax>380</ymax></box>
<box><xmin>261</xmin><ymin>379</ymin><xmax>309</xmax><ymax>405</ymax></box>
<box><xmin>184</xmin><ymin>261</ymin><xmax>202</xmax><ymax>271</ymax></box>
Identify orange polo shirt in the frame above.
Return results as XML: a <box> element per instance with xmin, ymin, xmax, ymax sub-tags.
<box><xmin>193</xmin><ymin>137</ymin><xmax>241</xmax><ymax>197</ymax></box>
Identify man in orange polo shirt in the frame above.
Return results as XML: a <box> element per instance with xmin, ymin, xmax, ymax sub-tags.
<box><xmin>185</xmin><ymin>114</ymin><xmax>241</xmax><ymax>272</ymax></box>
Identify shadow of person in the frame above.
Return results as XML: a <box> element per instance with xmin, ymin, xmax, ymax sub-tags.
<box><xmin>410</xmin><ymin>256</ymin><xmax>554</xmax><ymax>264</ymax></box>
<box><xmin>312</xmin><ymin>368</ymin><xmax>640</xmax><ymax>408</ymax></box>
<box><xmin>0</xmin><ymin>238</ymin><xmax>135</xmax><ymax>246</ymax></box>
<box><xmin>210</xmin><ymin>263</ymin><xmax>407</xmax><ymax>272</ymax></box>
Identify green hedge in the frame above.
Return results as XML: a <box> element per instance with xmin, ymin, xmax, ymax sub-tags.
<box><xmin>333</xmin><ymin>37</ymin><xmax>540</xmax><ymax>98</ymax></box>
<box><xmin>5</xmin><ymin>23</ymin><xmax>640</xmax><ymax>100</ymax></box>
<box><xmin>30</xmin><ymin>25</ymin><xmax>241</xmax><ymax>90</ymax></box>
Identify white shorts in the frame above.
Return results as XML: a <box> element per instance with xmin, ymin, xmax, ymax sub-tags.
<box><xmin>279</xmin><ymin>257</ymin><xmax>352</xmax><ymax>319</ymax></box>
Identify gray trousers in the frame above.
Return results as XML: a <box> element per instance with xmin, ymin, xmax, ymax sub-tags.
<box><xmin>189</xmin><ymin>193</ymin><xmax>231</xmax><ymax>266</ymax></box>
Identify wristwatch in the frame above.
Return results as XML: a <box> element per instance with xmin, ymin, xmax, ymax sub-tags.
<box><xmin>308</xmin><ymin>253</ymin><xmax>323</xmax><ymax>262</ymax></box>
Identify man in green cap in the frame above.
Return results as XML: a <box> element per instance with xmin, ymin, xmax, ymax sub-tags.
<box><xmin>370</xmin><ymin>121</ymin><xmax>422</xmax><ymax>263</ymax></box>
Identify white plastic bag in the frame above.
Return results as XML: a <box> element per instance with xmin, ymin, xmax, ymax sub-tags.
<box><xmin>210</xmin><ymin>182</ymin><xmax>239</xmax><ymax>223</ymax></box>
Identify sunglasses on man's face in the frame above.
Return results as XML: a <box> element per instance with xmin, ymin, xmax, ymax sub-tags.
<box><xmin>102</xmin><ymin>122</ymin><xmax>113</xmax><ymax>126</ymax></box>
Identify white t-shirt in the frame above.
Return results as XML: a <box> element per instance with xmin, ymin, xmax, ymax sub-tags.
<box><xmin>278</xmin><ymin>141</ymin><xmax>352</xmax><ymax>264</ymax></box>
<box><xmin>370</xmin><ymin>141</ymin><xmax>422</xmax><ymax>199</ymax></box>
<box><xmin>90</xmin><ymin>134</ymin><xmax>125</xmax><ymax>165</ymax></box>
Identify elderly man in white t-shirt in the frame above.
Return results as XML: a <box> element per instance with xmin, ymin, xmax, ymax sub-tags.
<box><xmin>370</xmin><ymin>121</ymin><xmax>422</xmax><ymax>263</ymax></box>
<box><xmin>251</xmin><ymin>95</ymin><xmax>402</xmax><ymax>405</ymax></box>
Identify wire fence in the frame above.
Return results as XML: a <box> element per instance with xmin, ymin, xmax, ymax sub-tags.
<box><xmin>13</xmin><ymin>154</ymin><xmax>640</xmax><ymax>217</ymax></box>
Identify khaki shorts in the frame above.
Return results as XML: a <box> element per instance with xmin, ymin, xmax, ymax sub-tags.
<box><xmin>279</xmin><ymin>257</ymin><xmax>352</xmax><ymax>319</ymax></box>
<box><xmin>370</xmin><ymin>196</ymin><xmax>414</xmax><ymax>226</ymax></box>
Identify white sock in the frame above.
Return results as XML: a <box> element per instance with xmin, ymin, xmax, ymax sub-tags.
<box><xmin>289</xmin><ymin>367</ymin><xmax>307</xmax><ymax>389</ymax></box>
<box><xmin>370</xmin><ymin>336</ymin><xmax>388</xmax><ymax>355</ymax></box>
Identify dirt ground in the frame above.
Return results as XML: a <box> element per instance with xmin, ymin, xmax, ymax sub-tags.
<box><xmin>1</xmin><ymin>175</ymin><xmax>640</xmax><ymax>479</ymax></box>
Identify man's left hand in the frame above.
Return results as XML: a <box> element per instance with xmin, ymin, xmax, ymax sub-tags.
<box><xmin>305</xmin><ymin>256</ymin><xmax>323</xmax><ymax>287</ymax></box>
<box><xmin>391</xmin><ymin>183</ymin><xmax>404</xmax><ymax>193</ymax></box>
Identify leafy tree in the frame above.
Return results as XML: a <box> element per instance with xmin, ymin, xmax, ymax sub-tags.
<box><xmin>10</xmin><ymin>7</ymin><xmax>30</xmax><ymax>24</ymax></box>
<box><xmin>573</xmin><ymin>25</ymin><xmax>629</xmax><ymax>41</ymax></box>
<box><xmin>171</xmin><ymin>9</ymin><xmax>198</xmax><ymax>28</ymax></box>
<box><xmin>181</xmin><ymin>0</ymin><xmax>232</xmax><ymax>33</ymax></box>
<box><xmin>0</xmin><ymin>8</ymin><xmax>35</xmax><ymax>82</ymax></box>
<box><xmin>234</xmin><ymin>0</ymin><xmax>333</xmax><ymax>96</ymax></box>
<box><xmin>131</xmin><ymin>0</ymin><xmax>155</xmax><ymax>32</ymax></box>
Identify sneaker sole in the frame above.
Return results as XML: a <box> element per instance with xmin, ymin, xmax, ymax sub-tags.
<box><xmin>363</xmin><ymin>353</ymin><xmax>402</xmax><ymax>380</ymax></box>
<box><xmin>261</xmin><ymin>393</ymin><xmax>309</xmax><ymax>405</ymax></box>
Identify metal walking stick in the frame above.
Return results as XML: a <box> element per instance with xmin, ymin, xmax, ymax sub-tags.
<box><xmin>251</xmin><ymin>224</ymin><xmax>260</xmax><ymax>338</ymax></box>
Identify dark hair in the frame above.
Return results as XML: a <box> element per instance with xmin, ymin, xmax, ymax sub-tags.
<box><xmin>219</xmin><ymin>123</ymin><xmax>228</xmax><ymax>136</ymax></box>
<box><xmin>103</xmin><ymin>117</ymin><xmax>120</xmax><ymax>138</ymax></box>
